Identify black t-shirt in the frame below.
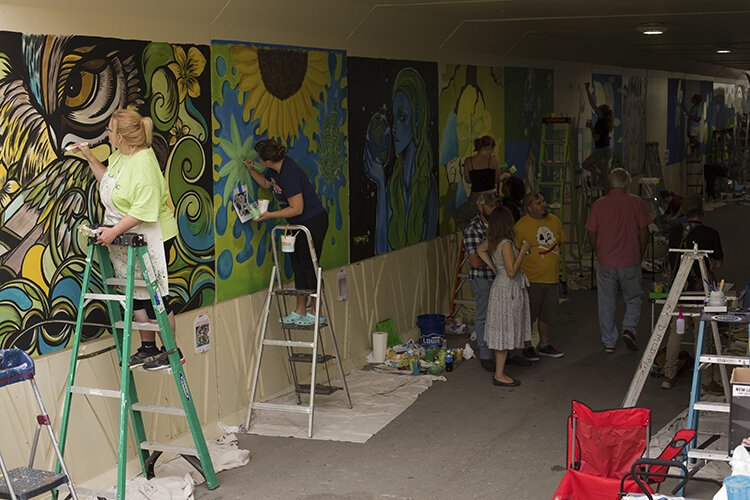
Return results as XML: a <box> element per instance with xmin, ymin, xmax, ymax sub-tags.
<box><xmin>594</xmin><ymin>119</ymin><xmax>610</xmax><ymax>149</ymax></box>
<box><xmin>668</xmin><ymin>221</ymin><xmax>723</xmax><ymax>289</ymax></box>
<box><xmin>265</xmin><ymin>157</ymin><xmax>325</xmax><ymax>224</ymax></box>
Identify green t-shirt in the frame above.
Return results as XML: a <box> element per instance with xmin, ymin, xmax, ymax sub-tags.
<box><xmin>107</xmin><ymin>148</ymin><xmax>178</xmax><ymax>241</ymax></box>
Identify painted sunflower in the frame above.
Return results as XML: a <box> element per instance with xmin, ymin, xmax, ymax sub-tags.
<box><xmin>230</xmin><ymin>45</ymin><xmax>330</xmax><ymax>142</ymax></box>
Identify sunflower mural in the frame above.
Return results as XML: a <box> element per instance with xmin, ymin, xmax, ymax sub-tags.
<box><xmin>212</xmin><ymin>41</ymin><xmax>349</xmax><ymax>302</ymax></box>
<box><xmin>0</xmin><ymin>30</ymin><xmax>214</xmax><ymax>356</ymax></box>
<box><xmin>438</xmin><ymin>64</ymin><xmax>504</xmax><ymax>235</ymax></box>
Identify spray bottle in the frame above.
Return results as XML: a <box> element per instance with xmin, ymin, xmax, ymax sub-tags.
<box><xmin>676</xmin><ymin>306</ymin><xmax>685</xmax><ymax>335</ymax></box>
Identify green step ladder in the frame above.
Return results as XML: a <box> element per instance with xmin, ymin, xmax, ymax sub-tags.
<box><xmin>537</xmin><ymin>115</ymin><xmax>576</xmax><ymax>288</ymax></box>
<box><xmin>55</xmin><ymin>230</ymin><xmax>218</xmax><ymax>500</ymax></box>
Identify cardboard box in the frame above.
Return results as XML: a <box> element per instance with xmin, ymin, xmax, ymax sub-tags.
<box><xmin>730</xmin><ymin>368</ymin><xmax>750</xmax><ymax>452</ymax></box>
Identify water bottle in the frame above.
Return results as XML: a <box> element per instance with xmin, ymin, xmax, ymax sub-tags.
<box><xmin>676</xmin><ymin>306</ymin><xmax>685</xmax><ymax>335</ymax></box>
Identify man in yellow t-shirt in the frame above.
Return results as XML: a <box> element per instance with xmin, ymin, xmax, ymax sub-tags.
<box><xmin>514</xmin><ymin>193</ymin><xmax>566</xmax><ymax>359</ymax></box>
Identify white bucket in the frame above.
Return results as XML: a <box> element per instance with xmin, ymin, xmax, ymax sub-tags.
<box><xmin>372</xmin><ymin>331</ymin><xmax>388</xmax><ymax>363</ymax></box>
<box><xmin>281</xmin><ymin>234</ymin><xmax>296</xmax><ymax>253</ymax></box>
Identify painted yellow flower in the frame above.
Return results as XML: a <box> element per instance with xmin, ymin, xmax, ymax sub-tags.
<box><xmin>230</xmin><ymin>45</ymin><xmax>330</xmax><ymax>142</ymax></box>
<box><xmin>169</xmin><ymin>118</ymin><xmax>190</xmax><ymax>146</ymax></box>
<box><xmin>0</xmin><ymin>161</ymin><xmax>20</xmax><ymax>208</ymax></box>
<box><xmin>168</xmin><ymin>46</ymin><xmax>206</xmax><ymax>102</ymax></box>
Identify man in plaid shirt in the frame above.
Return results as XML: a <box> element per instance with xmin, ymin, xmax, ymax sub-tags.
<box><xmin>463</xmin><ymin>192</ymin><xmax>531</xmax><ymax>371</ymax></box>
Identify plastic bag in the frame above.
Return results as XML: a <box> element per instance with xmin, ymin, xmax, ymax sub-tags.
<box><xmin>713</xmin><ymin>445</ymin><xmax>750</xmax><ymax>500</ymax></box>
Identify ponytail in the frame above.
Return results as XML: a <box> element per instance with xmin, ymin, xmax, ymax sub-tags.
<box><xmin>141</xmin><ymin>117</ymin><xmax>153</xmax><ymax>147</ymax></box>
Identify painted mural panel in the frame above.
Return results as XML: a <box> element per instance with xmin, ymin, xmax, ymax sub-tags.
<box><xmin>713</xmin><ymin>82</ymin><xmax>739</xmax><ymax>130</ymax></box>
<box><xmin>212</xmin><ymin>42</ymin><xmax>348</xmax><ymax>302</ymax></box>
<box><xmin>622</xmin><ymin>76</ymin><xmax>647</xmax><ymax>175</ymax></box>
<box><xmin>438</xmin><ymin>64</ymin><xmax>504</xmax><ymax>235</ymax></box>
<box><xmin>348</xmin><ymin>57</ymin><xmax>438</xmax><ymax>262</ymax></box>
<box><xmin>0</xmin><ymin>31</ymin><xmax>214</xmax><ymax>356</ymax></box>
<box><xmin>591</xmin><ymin>74</ymin><xmax>623</xmax><ymax>163</ymax></box>
<box><xmin>503</xmin><ymin>67</ymin><xmax>553</xmax><ymax>188</ymax></box>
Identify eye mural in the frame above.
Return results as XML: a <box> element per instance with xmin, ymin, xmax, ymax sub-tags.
<box><xmin>0</xmin><ymin>31</ymin><xmax>214</xmax><ymax>356</ymax></box>
<box><xmin>211</xmin><ymin>41</ymin><xmax>349</xmax><ymax>302</ymax></box>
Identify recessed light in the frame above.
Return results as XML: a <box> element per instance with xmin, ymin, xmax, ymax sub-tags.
<box><xmin>637</xmin><ymin>23</ymin><xmax>667</xmax><ymax>35</ymax></box>
<box><xmin>716</xmin><ymin>49</ymin><xmax>731</xmax><ymax>54</ymax></box>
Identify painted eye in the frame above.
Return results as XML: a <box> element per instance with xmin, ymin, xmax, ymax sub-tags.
<box><xmin>65</xmin><ymin>70</ymin><xmax>96</xmax><ymax>109</ymax></box>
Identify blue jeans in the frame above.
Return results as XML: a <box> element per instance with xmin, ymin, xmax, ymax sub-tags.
<box><xmin>469</xmin><ymin>277</ymin><xmax>493</xmax><ymax>360</ymax></box>
<box><xmin>595</xmin><ymin>263</ymin><xmax>643</xmax><ymax>348</ymax></box>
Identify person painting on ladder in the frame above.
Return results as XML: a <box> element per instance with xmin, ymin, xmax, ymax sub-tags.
<box><xmin>72</xmin><ymin>109</ymin><xmax>183</xmax><ymax>371</ymax></box>
<box><xmin>245</xmin><ymin>139</ymin><xmax>328</xmax><ymax>327</ymax></box>
<box><xmin>582</xmin><ymin>82</ymin><xmax>614</xmax><ymax>193</ymax></box>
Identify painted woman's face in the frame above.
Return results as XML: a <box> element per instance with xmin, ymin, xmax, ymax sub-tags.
<box><xmin>392</xmin><ymin>91</ymin><xmax>414</xmax><ymax>155</ymax></box>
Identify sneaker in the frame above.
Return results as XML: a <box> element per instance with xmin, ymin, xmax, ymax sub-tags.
<box><xmin>622</xmin><ymin>330</ymin><xmax>639</xmax><ymax>351</ymax></box>
<box><xmin>522</xmin><ymin>347</ymin><xmax>540</xmax><ymax>362</ymax></box>
<box><xmin>537</xmin><ymin>344</ymin><xmax>564</xmax><ymax>358</ymax></box>
<box><xmin>603</xmin><ymin>346</ymin><xmax>615</xmax><ymax>354</ymax></box>
<box><xmin>129</xmin><ymin>346</ymin><xmax>161</xmax><ymax>368</ymax></box>
<box><xmin>143</xmin><ymin>347</ymin><xmax>185</xmax><ymax>371</ymax></box>
<box><xmin>507</xmin><ymin>355</ymin><xmax>532</xmax><ymax>367</ymax></box>
<box><xmin>661</xmin><ymin>378</ymin><xmax>675</xmax><ymax>390</ymax></box>
<box><xmin>480</xmin><ymin>359</ymin><xmax>496</xmax><ymax>372</ymax></box>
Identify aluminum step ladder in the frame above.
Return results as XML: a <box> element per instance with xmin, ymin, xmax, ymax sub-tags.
<box><xmin>537</xmin><ymin>115</ymin><xmax>576</xmax><ymax>288</ymax></box>
<box><xmin>0</xmin><ymin>349</ymin><xmax>77</xmax><ymax>500</ymax></box>
<box><xmin>623</xmin><ymin>244</ymin><xmax>726</xmax><ymax>407</ymax></box>
<box><xmin>245</xmin><ymin>225</ymin><xmax>352</xmax><ymax>438</ymax></box>
<box><xmin>685</xmin><ymin>312</ymin><xmax>750</xmax><ymax>466</ymax></box>
<box><xmin>56</xmin><ymin>229</ymin><xmax>218</xmax><ymax>500</ymax></box>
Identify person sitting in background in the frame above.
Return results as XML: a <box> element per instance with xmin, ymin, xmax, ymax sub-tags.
<box><xmin>454</xmin><ymin>136</ymin><xmax>511</xmax><ymax>230</ymax></box>
<box><xmin>661</xmin><ymin>194</ymin><xmax>724</xmax><ymax>391</ymax></box>
<box><xmin>659</xmin><ymin>190</ymin><xmax>683</xmax><ymax>222</ymax></box>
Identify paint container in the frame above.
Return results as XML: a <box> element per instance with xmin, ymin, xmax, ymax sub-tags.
<box><xmin>281</xmin><ymin>228</ymin><xmax>297</xmax><ymax>253</ymax></box>
<box><xmin>709</xmin><ymin>291</ymin><xmax>726</xmax><ymax>307</ymax></box>
<box><xmin>724</xmin><ymin>475</ymin><xmax>750</xmax><ymax>499</ymax></box>
<box><xmin>257</xmin><ymin>199</ymin><xmax>270</xmax><ymax>214</ymax></box>
<box><xmin>372</xmin><ymin>332</ymin><xmax>388</xmax><ymax>363</ymax></box>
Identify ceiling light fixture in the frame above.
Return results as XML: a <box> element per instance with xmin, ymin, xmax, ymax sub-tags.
<box><xmin>637</xmin><ymin>23</ymin><xmax>667</xmax><ymax>35</ymax></box>
<box><xmin>716</xmin><ymin>49</ymin><xmax>731</xmax><ymax>54</ymax></box>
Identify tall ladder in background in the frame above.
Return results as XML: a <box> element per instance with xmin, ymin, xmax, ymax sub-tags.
<box><xmin>245</xmin><ymin>225</ymin><xmax>352</xmax><ymax>438</ymax></box>
<box><xmin>57</xmin><ymin>231</ymin><xmax>218</xmax><ymax>500</ymax></box>
<box><xmin>537</xmin><ymin>116</ymin><xmax>576</xmax><ymax>290</ymax></box>
<box><xmin>684</xmin><ymin>311</ymin><xmax>750</xmax><ymax>478</ymax></box>
<box><xmin>448</xmin><ymin>241</ymin><xmax>474</xmax><ymax>320</ymax></box>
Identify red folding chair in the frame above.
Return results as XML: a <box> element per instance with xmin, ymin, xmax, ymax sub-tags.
<box><xmin>553</xmin><ymin>401</ymin><xmax>696</xmax><ymax>500</ymax></box>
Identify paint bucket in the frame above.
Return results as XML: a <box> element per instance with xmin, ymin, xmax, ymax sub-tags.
<box><xmin>724</xmin><ymin>475</ymin><xmax>750</xmax><ymax>499</ymax></box>
<box><xmin>372</xmin><ymin>332</ymin><xmax>388</xmax><ymax>363</ymax></box>
<box><xmin>281</xmin><ymin>226</ymin><xmax>297</xmax><ymax>253</ymax></box>
<box><xmin>417</xmin><ymin>314</ymin><xmax>446</xmax><ymax>349</ymax></box>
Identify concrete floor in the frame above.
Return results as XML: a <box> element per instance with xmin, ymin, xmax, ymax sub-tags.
<box><xmin>196</xmin><ymin>202</ymin><xmax>749</xmax><ymax>500</ymax></box>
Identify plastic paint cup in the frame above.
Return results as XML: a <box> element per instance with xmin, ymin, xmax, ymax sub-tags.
<box><xmin>724</xmin><ymin>475</ymin><xmax>750</xmax><ymax>500</ymax></box>
<box><xmin>257</xmin><ymin>199</ymin><xmax>270</xmax><ymax>214</ymax></box>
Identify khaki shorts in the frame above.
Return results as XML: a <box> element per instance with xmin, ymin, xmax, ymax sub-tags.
<box><xmin>528</xmin><ymin>283</ymin><xmax>559</xmax><ymax>324</ymax></box>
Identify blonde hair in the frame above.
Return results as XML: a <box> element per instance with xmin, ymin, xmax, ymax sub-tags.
<box><xmin>111</xmin><ymin>109</ymin><xmax>153</xmax><ymax>149</ymax></box>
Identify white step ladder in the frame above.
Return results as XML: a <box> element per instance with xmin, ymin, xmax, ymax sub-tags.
<box><xmin>244</xmin><ymin>225</ymin><xmax>352</xmax><ymax>438</ymax></box>
<box><xmin>623</xmin><ymin>244</ymin><xmax>725</xmax><ymax>407</ymax></box>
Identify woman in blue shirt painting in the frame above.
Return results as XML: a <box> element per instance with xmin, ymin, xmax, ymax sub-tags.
<box><xmin>364</xmin><ymin>67</ymin><xmax>437</xmax><ymax>254</ymax></box>
<box><xmin>245</xmin><ymin>139</ymin><xmax>327</xmax><ymax>326</ymax></box>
